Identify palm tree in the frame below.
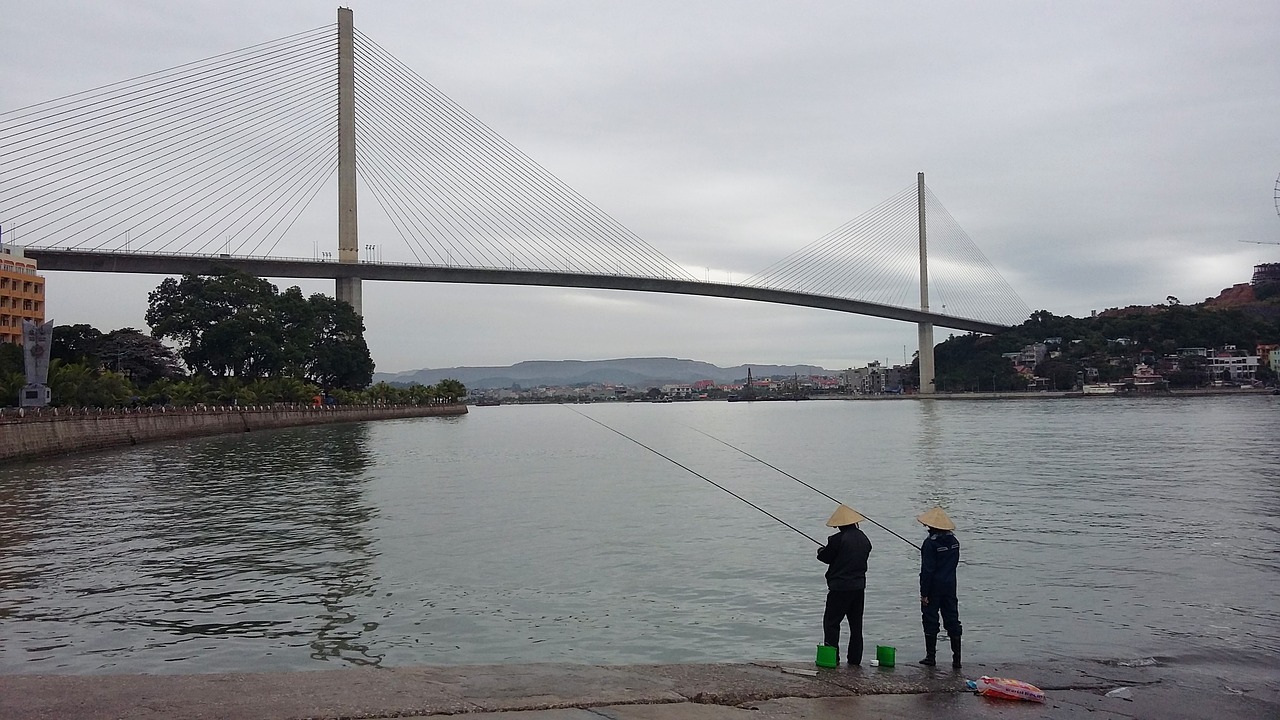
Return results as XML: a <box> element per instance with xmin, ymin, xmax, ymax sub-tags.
<box><xmin>0</xmin><ymin>370</ymin><xmax>24</xmax><ymax>407</ymax></box>
<box><xmin>435</xmin><ymin>379</ymin><xmax>467</xmax><ymax>403</ymax></box>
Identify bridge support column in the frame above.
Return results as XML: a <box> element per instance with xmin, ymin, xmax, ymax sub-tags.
<box><xmin>918</xmin><ymin>322</ymin><xmax>935</xmax><ymax>394</ymax></box>
<box><xmin>917</xmin><ymin>172</ymin><xmax>935</xmax><ymax>394</ymax></box>
<box><xmin>336</xmin><ymin>7</ymin><xmax>362</xmax><ymax>314</ymax></box>
<box><xmin>336</xmin><ymin>276</ymin><xmax>362</xmax><ymax>315</ymax></box>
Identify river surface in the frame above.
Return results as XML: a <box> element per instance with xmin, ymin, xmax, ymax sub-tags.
<box><xmin>1</xmin><ymin>396</ymin><xmax>1277</xmax><ymax>675</ymax></box>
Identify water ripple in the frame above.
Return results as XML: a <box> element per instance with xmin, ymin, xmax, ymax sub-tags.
<box><xmin>1</xmin><ymin>396</ymin><xmax>1277</xmax><ymax>673</ymax></box>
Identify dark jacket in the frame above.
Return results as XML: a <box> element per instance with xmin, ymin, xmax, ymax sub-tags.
<box><xmin>817</xmin><ymin>525</ymin><xmax>872</xmax><ymax>591</ymax></box>
<box><xmin>919</xmin><ymin>530</ymin><xmax>960</xmax><ymax>598</ymax></box>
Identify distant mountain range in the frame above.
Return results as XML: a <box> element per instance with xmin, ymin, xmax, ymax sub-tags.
<box><xmin>374</xmin><ymin>357</ymin><xmax>838</xmax><ymax>390</ymax></box>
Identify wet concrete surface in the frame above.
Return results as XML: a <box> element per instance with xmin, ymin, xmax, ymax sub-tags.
<box><xmin>0</xmin><ymin>657</ymin><xmax>1275</xmax><ymax>719</ymax></box>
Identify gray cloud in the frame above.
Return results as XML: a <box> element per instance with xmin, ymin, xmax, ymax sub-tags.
<box><xmin>4</xmin><ymin>1</ymin><xmax>1277</xmax><ymax>373</ymax></box>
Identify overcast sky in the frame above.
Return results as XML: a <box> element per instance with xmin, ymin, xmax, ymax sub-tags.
<box><xmin>3</xmin><ymin>1</ymin><xmax>1278</xmax><ymax>373</ymax></box>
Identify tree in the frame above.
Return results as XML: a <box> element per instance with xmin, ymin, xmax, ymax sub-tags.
<box><xmin>300</xmin><ymin>293</ymin><xmax>374</xmax><ymax>390</ymax></box>
<box><xmin>146</xmin><ymin>270</ymin><xmax>374</xmax><ymax>390</ymax></box>
<box><xmin>0</xmin><ymin>342</ymin><xmax>23</xmax><ymax>406</ymax></box>
<box><xmin>52</xmin><ymin>324</ymin><xmax>104</xmax><ymax>367</ymax></box>
<box><xmin>404</xmin><ymin>382</ymin><xmax>438</xmax><ymax>405</ymax></box>
<box><xmin>167</xmin><ymin>375</ymin><xmax>214</xmax><ymax>406</ymax></box>
<box><xmin>367</xmin><ymin>381</ymin><xmax>398</xmax><ymax>404</ymax></box>
<box><xmin>1166</xmin><ymin>354</ymin><xmax>1208</xmax><ymax>388</ymax></box>
<box><xmin>435</xmin><ymin>378</ymin><xmax>467</xmax><ymax>403</ymax></box>
<box><xmin>1257</xmin><ymin>362</ymin><xmax>1277</xmax><ymax>386</ymax></box>
<box><xmin>933</xmin><ymin>333</ymin><xmax>1018</xmax><ymax>393</ymax></box>
<box><xmin>97</xmin><ymin>328</ymin><xmax>181</xmax><ymax>385</ymax></box>
<box><xmin>0</xmin><ymin>341</ymin><xmax>22</xmax><ymax>377</ymax></box>
<box><xmin>1034</xmin><ymin>359</ymin><xmax>1079</xmax><ymax>391</ymax></box>
<box><xmin>49</xmin><ymin>362</ymin><xmax>134</xmax><ymax>407</ymax></box>
<box><xmin>146</xmin><ymin>270</ymin><xmax>286</xmax><ymax>378</ymax></box>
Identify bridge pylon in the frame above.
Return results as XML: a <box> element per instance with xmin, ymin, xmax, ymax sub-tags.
<box><xmin>917</xmin><ymin>172</ymin><xmax>935</xmax><ymax>394</ymax></box>
<box><xmin>336</xmin><ymin>7</ymin><xmax>361</xmax><ymax>314</ymax></box>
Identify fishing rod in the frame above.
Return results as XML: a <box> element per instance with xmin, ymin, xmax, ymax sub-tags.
<box><xmin>563</xmin><ymin>406</ymin><xmax>822</xmax><ymax>547</ymax></box>
<box><xmin>685</xmin><ymin>425</ymin><xmax>919</xmax><ymax>550</ymax></box>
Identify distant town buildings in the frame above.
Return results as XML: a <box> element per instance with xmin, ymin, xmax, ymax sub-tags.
<box><xmin>0</xmin><ymin>245</ymin><xmax>45</xmax><ymax>345</ymax></box>
<box><xmin>464</xmin><ymin>362</ymin><xmax>908</xmax><ymax>404</ymax></box>
<box><xmin>840</xmin><ymin>361</ymin><xmax>908</xmax><ymax>394</ymax></box>
<box><xmin>459</xmin><ymin>325</ymin><xmax>1277</xmax><ymax>404</ymax></box>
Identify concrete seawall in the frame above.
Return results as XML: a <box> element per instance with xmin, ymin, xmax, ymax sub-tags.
<box><xmin>0</xmin><ymin>403</ymin><xmax>467</xmax><ymax>464</ymax></box>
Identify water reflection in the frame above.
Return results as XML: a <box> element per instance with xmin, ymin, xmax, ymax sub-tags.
<box><xmin>0</xmin><ymin>474</ymin><xmax>49</xmax><ymax>619</ymax></box>
<box><xmin>0</xmin><ymin>422</ymin><xmax>389</xmax><ymax>671</ymax></box>
<box><xmin>912</xmin><ymin>400</ymin><xmax>956</xmax><ymax>512</ymax></box>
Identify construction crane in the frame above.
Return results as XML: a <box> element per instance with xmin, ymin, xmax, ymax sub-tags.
<box><xmin>1239</xmin><ymin>172</ymin><xmax>1280</xmax><ymax>245</ymax></box>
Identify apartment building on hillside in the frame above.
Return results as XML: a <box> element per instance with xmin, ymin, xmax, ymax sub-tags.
<box><xmin>0</xmin><ymin>245</ymin><xmax>45</xmax><ymax>344</ymax></box>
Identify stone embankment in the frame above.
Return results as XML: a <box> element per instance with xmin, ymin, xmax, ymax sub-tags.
<box><xmin>0</xmin><ymin>403</ymin><xmax>467</xmax><ymax>464</ymax></box>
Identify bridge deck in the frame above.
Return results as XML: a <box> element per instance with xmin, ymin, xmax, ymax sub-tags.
<box><xmin>26</xmin><ymin>248</ymin><xmax>1009</xmax><ymax>334</ymax></box>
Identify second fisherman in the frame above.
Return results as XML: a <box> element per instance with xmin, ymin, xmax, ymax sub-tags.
<box><xmin>817</xmin><ymin>504</ymin><xmax>873</xmax><ymax>666</ymax></box>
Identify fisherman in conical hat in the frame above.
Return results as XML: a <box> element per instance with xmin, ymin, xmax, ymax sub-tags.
<box><xmin>916</xmin><ymin>507</ymin><xmax>963</xmax><ymax>669</ymax></box>
<box><xmin>816</xmin><ymin>504</ymin><xmax>873</xmax><ymax>666</ymax></box>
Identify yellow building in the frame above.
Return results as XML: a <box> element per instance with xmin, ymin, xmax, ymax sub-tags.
<box><xmin>0</xmin><ymin>245</ymin><xmax>45</xmax><ymax>344</ymax></box>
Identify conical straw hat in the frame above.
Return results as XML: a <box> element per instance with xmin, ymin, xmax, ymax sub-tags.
<box><xmin>826</xmin><ymin>504</ymin><xmax>866</xmax><ymax>527</ymax></box>
<box><xmin>916</xmin><ymin>507</ymin><xmax>955</xmax><ymax>531</ymax></box>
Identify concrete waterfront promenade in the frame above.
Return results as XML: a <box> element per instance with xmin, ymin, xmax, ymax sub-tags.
<box><xmin>2</xmin><ymin>657</ymin><xmax>1276</xmax><ymax>720</ymax></box>
<box><xmin>0</xmin><ymin>403</ymin><xmax>467</xmax><ymax>464</ymax></box>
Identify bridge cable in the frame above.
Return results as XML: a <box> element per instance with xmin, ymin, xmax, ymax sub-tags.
<box><xmin>353</xmin><ymin>111</ymin><xmax>515</xmax><ymax>269</ymax></box>
<box><xmin>0</xmin><ymin>34</ymin><xmax>332</xmax><ymax>158</ymax></box>
<box><xmin>65</xmin><ymin>89</ymin><xmax>333</xmax><ymax>254</ymax></box>
<box><xmin>0</xmin><ymin>25</ymin><xmax>333</xmax><ymax>121</ymax></box>
<box><xmin>353</xmin><ymin>30</ymin><xmax>695</xmax><ymax>280</ymax></box>
<box><xmin>356</xmin><ymin>54</ymin><xmax>592</xmax><ymax>271</ymax></box>
<box><xmin>2</xmin><ymin>27</ymin><xmax>337</xmax><ymax>254</ymax></box>
<box><xmin>804</xmin><ymin>195</ymin><xmax>915</xmax><ymax>304</ymax></box>
<box><xmin>358</xmin><ymin>41</ymin><xmax>665</xmax><ymax>274</ymax></box>
<box><xmin>352</xmin><ymin>93</ymin><xmax>557</xmax><ymax>271</ymax></box>
<box><xmin>122</xmin><ymin>89</ymin><xmax>333</xmax><ymax>254</ymax></box>
<box><xmin>0</xmin><ymin>37</ymin><xmax>331</xmax><ymax>194</ymax></box>
<box><xmin>357</xmin><ymin>35</ymin><xmax>643</xmax><ymax>273</ymax></box>
<box><xmin>0</xmin><ymin>57</ymin><xmax>332</xmax><ymax>210</ymax></box>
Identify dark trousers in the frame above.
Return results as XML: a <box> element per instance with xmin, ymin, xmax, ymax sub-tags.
<box><xmin>822</xmin><ymin>588</ymin><xmax>865</xmax><ymax>663</ymax></box>
<box><xmin>921</xmin><ymin>594</ymin><xmax>962</xmax><ymax>637</ymax></box>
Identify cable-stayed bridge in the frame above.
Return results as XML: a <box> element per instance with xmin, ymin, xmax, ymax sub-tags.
<box><xmin>0</xmin><ymin>9</ymin><xmax>1029</xmax><ymax>393</ymax></box>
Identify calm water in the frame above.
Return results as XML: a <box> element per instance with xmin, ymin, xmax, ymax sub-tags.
<box><xmin>1</xmin><ymin>396</ymin><xmax>1277</xmax><ymax>675</ymax></box>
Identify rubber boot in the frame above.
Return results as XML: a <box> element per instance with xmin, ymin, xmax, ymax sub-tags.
<box><xmin>919</xmin><ymin>634</ymin><xmax>937</xmax><ymax>666</ymax></box>
<box><xmin>950</xmin><ymin>636</ymin><xmax>962</xmax><ymax>669</ymax></box>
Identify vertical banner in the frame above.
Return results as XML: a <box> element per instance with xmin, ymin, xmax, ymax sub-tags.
<box><xmin>23</xmin><ymin>319</ymin><xmax>53</xmax><ymax>386</ymax></box>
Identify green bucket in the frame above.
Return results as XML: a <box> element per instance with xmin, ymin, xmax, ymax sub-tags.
<box><xmin>875</xmin><ymin>645</ymin><xmax>896</xmax><ymax>667</ymax></box>
<box><xmin>815</xmin><ymin>644</ymin><xmax>838</xmax><ymax>668</ymax></box>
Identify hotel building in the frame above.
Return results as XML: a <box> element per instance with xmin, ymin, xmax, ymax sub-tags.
<box><xmin>0</xmin><ymin>245</ymin><xmax>45</xmax><ymax>344</ymax></box>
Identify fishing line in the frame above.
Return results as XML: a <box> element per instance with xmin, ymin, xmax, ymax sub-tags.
<box><xmin>563</xmin><ymin>406</ymin><xmax>822</xmax><ymax>546</ymax></box>
<box><xmin>685</xmin><ymin>425</ymin><xmax>919</xmax><ymax>550</ymax></box>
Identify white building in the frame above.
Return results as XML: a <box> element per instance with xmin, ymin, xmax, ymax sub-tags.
<box><xmin>1205</xmin><ymin>354</ymin><xmax>1259</xmax><ymax>383</ymax></box>
<box><xmin>1020</xmin><ymin>343</ymin><xmax>1047</xmax><ymax>367</ymax></box>
<box><xmin>661</xmin><ymin>384</ymin><xmax>692</xmax><ymax>398</ymax></box>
